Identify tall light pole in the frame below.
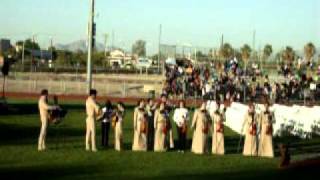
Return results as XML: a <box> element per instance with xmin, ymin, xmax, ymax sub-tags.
<box><xmin>220</xmin><ymin>34</ymin><xmax>224</xmax><ymax>62</ymax></box>
<box><xmin>22</xmin><ymin>40</ymin><xmax>25</xmax><ymax>71</ymax></box>
<box><xmin>49</xmin><ymin>37</ymin><xmax>53</xmax><ymax>69</ymax></box>
<box><xmin>252</xmin><ymin>30</ymin><xmax>256</xmax><ymax>59</ymax></box>
<box><xmin>111</xmin><ymin>30</ymin><xmax>115</xmax><ymax>51</ymax></box>
<box><xmin>30</xmin><ymin>34</ymin><xmax>36</xmax><ymax>73</ymax></box>
<box><xmin>158</xmin><ymin>24</ymin><xmax>162</xmax><ymax>74</ymax></box>
<box><xmin>104</xmin><ymin>33</ymin><xmax>108</xmax><ymax>57</ymax></box>
<box><xmin>87</xmin><ymin>0</ymin><xmax>95</xmax><ymax>93</ymax></box>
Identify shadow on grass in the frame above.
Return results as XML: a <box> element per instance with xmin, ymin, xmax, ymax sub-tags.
<box><xmin>0</xmin><ymin>102</ymin><xmax>87</xmax><ymax>116</ymax></box>
<box><xmin>0</xmin><ymin>164</ymin><xmax>101</xmax><ymax>180</ymax></box>
<box><xmin>1</xmin><ymin>163</ymin><xmax>319</xmax><ymax>180</ymax></box>
<box><xmin>141</xmin><ymin>167</ymin><xmax>320</xmax><ymax>180</ymax></box>
<box><xmin>0</xmin><ymin>122</ymin><xmax>84</xmax><ymax>146</ymax></box>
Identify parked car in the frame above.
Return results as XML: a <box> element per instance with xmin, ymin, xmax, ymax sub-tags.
<box><xmin>135</xmin><ymin>58</ymin><xmax>152</xmax><ymax>69</ymax></box>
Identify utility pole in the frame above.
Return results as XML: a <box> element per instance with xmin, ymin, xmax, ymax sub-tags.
<box><xmin>252</xmin><ymin>30</ymin><xmax>256</xmax><ymax>56</ymax></box>
<box><xmin>104</xmin><ymin>33</ymin><xmax>108</xmax><ymax>57</ymax></box>
<box><xmin>50</xmin><ymin>37</ymin><xmax>53</xmax><ymax>61</ymax></box>
<box><xmin>195</xmin><ymin>48</ymin><xmax>197</xmax><ymax>63</ymax></box>
<box><xmin>87</xmin><ymin>0</ymin><xmax>95</xmax><ymax>93</ymax></box>
<box><xmin>30</xmin><ymin>35</ymin><xmax>35</xmax><ymax>73</ymax></box>
<box><xmin>158</xmin><ymin>24</ymin><xmax>162</xmax><ymax>74</ymax></box>
<box><xmin>111</xmin><ymin>30</ymin><xmax>115</xmax><ymax>51</ymax></box>
<box><xmin>22</xmin><ymin>40</ymin><xmax>25</xmax><ymax>71</ymax></box>
<box><xmin>220</xmin><ymin>34</ymin><xmax>224</xmax><ymax>61</ymax></box>
<box><xmin>221</xmin><ymin>34</ymin><xmax>224</xmax><ymax>48</ymax></box>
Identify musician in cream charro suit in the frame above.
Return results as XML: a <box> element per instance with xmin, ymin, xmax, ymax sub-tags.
<box><xmin>132</xmin><ymin>100</ymin><xmax>147</xmax><ymax>151</ymax></box>
<box><xmin>113</xmin><ymin>102</ymin><xmax>125</xmax><ymax>151</ymax></box>
<box><xmin>38</xmin><ymin>89</ymin><xmax>57</xmax><ymax>151</ymax></box>
<box><xmin>258</xmin><ymin>102</ymin><xmax>275</xmax><ymax>158</ymax></box>
<box><xmin>85</xmin><ymin>89</ymin><xmax>101</xmax><ymax>152</ymax></box>
<box><xmin>154</xmin><ymin>102</ymin><xmax>169</xmax><ymax>152</ymax></box>
<box><xmin>211</xmin><ymin>101</ymin><xmax>225</xmax><ymax>155</ymax></box>
<box><xmin>191</xmin><ymin>102</ymin><xmax>210</xmax><ymax>154</ymax></box>
<box><xmin>242</xmin><ymin>103</ymin><xmax>259</xmax><ymax>156</ymax></box>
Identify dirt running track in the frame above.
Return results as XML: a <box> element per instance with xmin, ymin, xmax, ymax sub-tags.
<box><xmin>4</xmin><ymin>92</ymin><xmax>203</xmax><ymax>107</ymax></box>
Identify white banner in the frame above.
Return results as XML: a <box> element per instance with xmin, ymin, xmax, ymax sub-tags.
<box><xmin>219</xmin><ymin>102</ymin><xmax>320</xmax><ymax>139</ymax></box>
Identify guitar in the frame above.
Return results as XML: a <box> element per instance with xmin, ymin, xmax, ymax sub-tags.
<box><xmin>48</xmin><ymin>96</ymin><xmax>67</xmax><ymax>125</ymax></box>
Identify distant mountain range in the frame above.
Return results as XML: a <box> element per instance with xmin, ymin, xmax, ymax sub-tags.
<box><xmin>55</xmin><ymin>40</ymin><xmax>105</xmax><ymax>52</ymax></box>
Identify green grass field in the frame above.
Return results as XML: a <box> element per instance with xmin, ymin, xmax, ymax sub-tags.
<box><xmin>0</xmin><ymin>99</ymin><xmax>319</xmax><ymax>180</ymax></box>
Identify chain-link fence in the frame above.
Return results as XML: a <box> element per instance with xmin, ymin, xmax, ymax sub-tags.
<box><xmin>1</xmin><ymin>73</ymin><xmax>164</xmax><ymax>98</ymax></box>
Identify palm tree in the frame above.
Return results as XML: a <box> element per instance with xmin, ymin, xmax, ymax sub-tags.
<box><xmin>304</xmin><ymin>42</ymin><xmax>316</xmax><ymax>62</ymax></box>
<box><xmin>263</xmin><ymin>44</ymin><xmax>273</xmax><ymax>61</ymax></box>
<box><xmin>219</xmin><ymin>43</ymin><xmax>233</xmax><ymax>61</ymax></box>
<box><xmin>241</xmin><ymin>44</ymin><xmax>252</xmax><ymax>69</ymax></box>
<box><xmin>281</xmin><ymin>46</ymin><xmax>295</xmax><ymax>65</ymax></box>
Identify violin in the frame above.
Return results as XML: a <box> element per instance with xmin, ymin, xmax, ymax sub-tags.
<box><xmin>249</xmin><ymin>113</ymin><xmax>257</xmax><ymax>136</ymax></box>
<box><xmin>140</xmin><ymin>113</ymin><xmax>148</xmax><ymax>134</ymax></box>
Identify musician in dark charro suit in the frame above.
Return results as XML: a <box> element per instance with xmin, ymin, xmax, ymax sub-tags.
<box><xmin>146</xmin><ymin>98</ymin><xmax>157</xmax><ymax>151</ymax></box>
<box><xmin>160</xmin><ymin>94</ymin><xmax>174</xmax><ymax>149</ymax></box>
<box><xmin>38</xmin><ymin>89</ymin><xmax>57</xmax><ymax>151</ymax></box>
<box><xmin>101</xmin><ymin>100</ymin><xmax>113</xmax><ymax>148</ymax></box>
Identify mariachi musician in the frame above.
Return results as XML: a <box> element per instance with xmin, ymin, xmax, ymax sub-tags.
<box><xmin>154</xmin><ymin>102</ymin><xmax>170</xmax><ymax>152</ymax></box>
<box><xmin>258</xmin><ymin>102</ymin><xmax>275</xmax><ymax>158</ymax></box>
<box><xmin>132</xmin><ymin>100</ymin><xmax>148</xmax><ymax>151</ymax></box>
<box><xmin>146</xmin><ymin>98</ymin><xmax>157</xmax><ymax>151</ymax></box>
<box><xmin>211</xmin><ymin>101</ymin><xmax>225</xmax><ymax>155</ymax></box>
<box><xmin>191</xmin><ymin>102</ymin><xmax>210</xmax><ymax>155</ymax></box>
<box><xmin>159</xmin><ymin>94</ymin><xmax>174</xmax><ymax>149</ymax></box>
<box><xmin>38</xmin><ymin>89</ymin><xmax>58</xmax><ymax>151</ymax></box>
<box><xmin>101</xmin><ymin>100</ymin><xmax>113</xmax><ymax>148</ymax></box>
<box><xmin>242</xmin><ymin>102</ymin><xmax>259</xmax><ymax>156</ymax></box>
<box><xmin>85</xmin><ymin>89</ymin><xmax>102</xmax><ymax>152</ymax></box>
<box><xmin>112</xmin><ymin>102</ymin><xmax>125</xmax><ymax>151</ymax></box>
<box><xmin>173</xmin><ymin>100</ymin><xmax>189</xmax><ymax>153</ymax></box>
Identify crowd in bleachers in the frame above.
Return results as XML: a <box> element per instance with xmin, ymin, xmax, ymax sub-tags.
<box><xmin>162</xmin><ymin>58</ymin><xmax>320</xmax><ymax>104</ymax></box>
